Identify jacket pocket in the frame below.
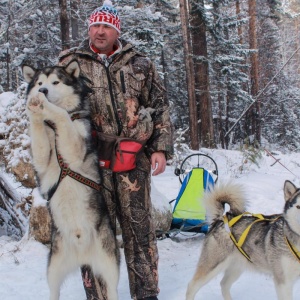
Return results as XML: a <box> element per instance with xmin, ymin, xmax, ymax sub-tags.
<box><xmin>125</xmin><ymin>72</ymin><xmax>146</xmax><ymax>98</ymax></box>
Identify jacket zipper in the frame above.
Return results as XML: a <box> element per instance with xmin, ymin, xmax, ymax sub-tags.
<box><xmin>104</xmin><ymin>66</ymin><xmax>123</xmax><ymax>135</ymax></box>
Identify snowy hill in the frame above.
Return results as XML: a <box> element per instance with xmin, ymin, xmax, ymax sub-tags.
<box><xmin>1</xmin><ymin>148</ymin><xmax>300</xmax><ymax>299</ymax></box>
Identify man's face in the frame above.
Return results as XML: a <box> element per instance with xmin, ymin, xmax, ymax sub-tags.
<box><xmin>88</xmin><ymin>24</ymin><xmax>119</xmax><ymax>54</ymax></box>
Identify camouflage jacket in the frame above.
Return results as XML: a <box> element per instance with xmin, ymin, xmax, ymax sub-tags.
<box><xmin>58</xmin><ymin>38</ymin><xmax>173</xmax><ymax>159</ymax></box>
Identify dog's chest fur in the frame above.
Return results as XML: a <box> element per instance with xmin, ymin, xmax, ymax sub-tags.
<box><xmin>49</xmin><ymin>179</ymin><xmax>98</xmax><ymax>243</ymax></box>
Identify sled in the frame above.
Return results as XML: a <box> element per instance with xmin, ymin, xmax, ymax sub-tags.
<box><xmin>170</xmin><ymin>153</ymin><xmax>218</xmax><ymax>234</ymax></box>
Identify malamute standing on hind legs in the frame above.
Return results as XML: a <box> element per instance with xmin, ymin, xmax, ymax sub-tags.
<box><xmin>186</xmin><ymin>180</ymin><xmax>300</xmax><ymax>300</ymax></box>
<box><xmin>22</xmin><ymin>60</ymin><xmax>120</xmax><ymax>300</ymax></box>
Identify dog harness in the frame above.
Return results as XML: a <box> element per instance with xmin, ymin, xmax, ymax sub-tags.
<box><xmin>45</xmin><ymin>113</ymin><xmax>102</xmax><ymax>192</ymax></box>
<box><xmin>223</xmin><ymin>212</ymin><xmax>281</xmax><ymax>262</ymax></box>
<box><xmin>284</xmin><ymin>236</ymin><xmax>300</xmax><ymax>263</ymax></box>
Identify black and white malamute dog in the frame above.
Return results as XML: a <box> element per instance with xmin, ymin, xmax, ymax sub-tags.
<box><xmin>186</xmin><ymin>180</ymin><xmax>300</xmax><ymax>300</ymax></box>
<box><xmin>22</xmin><ymin>61</ymin><xmax>119</xmax><ymax>300</ymax></box>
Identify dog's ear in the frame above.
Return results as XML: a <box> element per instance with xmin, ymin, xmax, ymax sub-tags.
<box><xmin>65</xmin><ymin>60</ymin><xmax>80</xmax><ymax>78</ymax></box>
<box><xmin>22</xmin><ymin>65</ymin><xmax>36</xmax><ymax>83</ymax></box>
<box><xmin>284</xmin><ymin>180</ymin><xmax>297</xmax><ymax>201</ymax></box>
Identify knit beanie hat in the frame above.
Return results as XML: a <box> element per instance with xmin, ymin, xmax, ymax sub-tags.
<box><xmin>89</xmin><ymin>0</ymin><xmax>121</xmax><ymax>33</ymax></box>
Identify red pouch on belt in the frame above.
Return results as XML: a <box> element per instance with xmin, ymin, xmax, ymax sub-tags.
<box><xmin>111</xmin><ymin>139</ymin><xmax>144</xmax><ymax>172</ymax></box>
<box><xmin>93</xmin><ymin>132</ymin><xmax>144</xmax><ymax>172</ymax></box>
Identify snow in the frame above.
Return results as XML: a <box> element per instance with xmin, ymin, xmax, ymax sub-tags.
<box><xmin>0</xmin><ymin>92</ymin><xmax>15</xmax><ymax>112</ymax></box>
<box><xmin>31</xmin><ymin>188</ymin><xmax>48</xmax><ymax>207</ymax></box>
<box><xmin>1</xmin><ymin>149</ymin><xmax>300</xmax><ymax>299</ymax></box>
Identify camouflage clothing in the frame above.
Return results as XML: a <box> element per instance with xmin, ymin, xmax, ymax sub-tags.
<box><xmin>58</xmin><ymin>38</ymin><xmax>173</xmax><ymax>299</ymax></box>
<box><xmin>59</xmin><ymin>39</ymin><xmax>173</xmax><ymax>156</ymax></box>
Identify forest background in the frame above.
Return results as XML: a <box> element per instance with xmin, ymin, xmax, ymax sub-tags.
<box><xmin>2</xmin><ymin>0</ymin><xmax>300</xmax><ymax>153</ymax></box>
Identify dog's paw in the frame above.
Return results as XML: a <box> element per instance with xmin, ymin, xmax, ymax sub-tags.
<box><xmin>27</xmin><ymin>92</ymin><xmax>47</xmax><ymax>113</ymax></box>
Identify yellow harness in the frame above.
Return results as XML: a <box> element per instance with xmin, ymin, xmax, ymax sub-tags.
<box><xmin>284</xmin><ymin>236</ymin><xmax>300</xmax><ymax>263</ymax></box>
<box><xmin>222</xmin><ymin>212</ymin><xmax>293</xmax><ymax>263</ymax></box>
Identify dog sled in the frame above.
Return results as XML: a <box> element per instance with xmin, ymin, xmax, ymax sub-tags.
<box><xmin>168</xmin><ymin>153</ymin><xmax>218</xmax><ymax>235</ymax></box>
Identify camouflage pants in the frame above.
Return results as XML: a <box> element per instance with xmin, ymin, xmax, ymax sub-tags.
<box><xmin>81</xmin><ymin>154</ymin><xmax>159</xmax><ymax>300</ymax></box>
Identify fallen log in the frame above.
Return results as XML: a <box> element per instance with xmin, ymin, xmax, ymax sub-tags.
<box><xmin>0</xmin><ymin>173</ymin><xmax>28</xmax><ymax>239</ymax></box>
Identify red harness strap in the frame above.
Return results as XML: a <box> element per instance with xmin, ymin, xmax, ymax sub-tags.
<box><xmin>56</xmin><ymin>152</ymin><xmax>101</xmax><ymax>191</ymax></box>
<box><xmin>45</xmin><ymin>115</ymin><xmax>101</xmax><ymax>191</ymax></box>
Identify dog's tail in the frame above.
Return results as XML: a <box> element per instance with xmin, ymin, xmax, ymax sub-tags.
<box><xmin>204</xmin><ymin>182</ymin><xmax>247</xmax><ymax>222</ymax></box>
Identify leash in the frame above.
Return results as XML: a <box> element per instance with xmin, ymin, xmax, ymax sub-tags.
<box><xmin>45</xmin><ymin>114</ymin><xmax>102</xmax><ymax>192</ymax></box>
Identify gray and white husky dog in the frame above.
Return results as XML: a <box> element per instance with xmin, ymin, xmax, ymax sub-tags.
<box><xmin>186</xmin><ymin>180</ymin><xmax>300</xmax><ymax>300</ymax></box>
<box><xmin>22</xmin><ymin>60</ymin><xmax>120</xmax><ymax>300</ymax></box>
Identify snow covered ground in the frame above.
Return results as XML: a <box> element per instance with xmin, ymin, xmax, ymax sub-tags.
<box><xmin>1</xmin><ymin>148</ymin><xmax>300</xmax><ymax>299</ymax></box>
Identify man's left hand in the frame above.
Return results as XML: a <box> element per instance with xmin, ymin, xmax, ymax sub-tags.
<box><xmin>151</xmin><ymin>151</ymin><xmax>166</xmax><ymax>176</ymax></box>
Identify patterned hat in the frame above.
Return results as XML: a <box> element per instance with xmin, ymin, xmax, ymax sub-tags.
<box><xmin>89</xmin><ymin>0</ymin><xmax>121</xmax><ymax>33</ymax></box>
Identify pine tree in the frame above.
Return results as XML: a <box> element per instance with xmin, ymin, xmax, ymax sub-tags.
<box><xmin>257</xmin><ymin>0</ymin><xmax>300</xmax><ymax>150</ymax></box>
<box><xmin>206</xmin><ymin>0</ymin><xmax>253</xmax><ymax>147</ymax></box>
<box><xmin>190</xmin><ymin>0</ymin><xmax>214</xmax><ymax>148</ymax></box>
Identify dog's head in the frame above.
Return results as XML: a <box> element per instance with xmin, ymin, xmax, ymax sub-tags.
<box><xmin>284</xmin><ymin>180</ymin><xmax>300</xmax><ymax>232</ymax></box>
<box><xmin>22</xmin><ymin>60</ymin><xmax>93</xmax><ymax>111</ymax></box>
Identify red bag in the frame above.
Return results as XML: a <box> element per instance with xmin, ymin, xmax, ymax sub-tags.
<box><xmin>111</xmin><ymin>139</ymin><xmax>144</xmax><ymax>172</ymax></box>
<box><xmin>94</xmin><ymin>132</ymin><xmax>144</xmax><ymax>172</ymax></box>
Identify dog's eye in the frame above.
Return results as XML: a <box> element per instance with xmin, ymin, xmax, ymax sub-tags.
<box><xmin>53</xmin><ymin>81</ymin><xmax>59</xmax><ymax>85</ymax></box>
<box><xmin>297</xmin><ymin>205</ymin><xmax>300</xmax><ymax>209</ymax></box>
<box><xmin>38</xmin><ymin>82</ymin><xmax>42</xmax><ymax>86</ymax></box>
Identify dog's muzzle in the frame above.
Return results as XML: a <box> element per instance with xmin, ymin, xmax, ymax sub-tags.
<box><xmin>39</xmin><ymin>87</ymin><xmax>48</xmax><ymax>96</ymax></box>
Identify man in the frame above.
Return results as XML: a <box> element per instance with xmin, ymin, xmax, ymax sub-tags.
<box><xmin>59</xmin><ymin>1</ymin><xmax>173</xmax><ymax>299</ymax></box>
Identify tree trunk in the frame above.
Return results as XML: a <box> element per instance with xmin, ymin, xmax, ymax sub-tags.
<box><xmin>179</xmin><ymin>0</ymin><xmax>199</xmax><ymax>150</ymax></box>
<box><xmin>190</xmin><ymin>1</ymin><xmax>214</xmax><ymax>148</ymax></box>
<box><xmin>70</xmin><ymin>0</ymin><xmax>79</xmax><ymax>47</ymax></box>
<box><xmin>248</xmin><ymin>0</ymin><xmax>260</xmax><ymax>143</ymax></box>
<box><xmin>161</xmin><ymin>49</ymin><xmax>168</xmax><ymax>92</ymax></box>
<box><xmin>5</xmin><ymin>3</ymin><xmax>11</xmax><ymax>91</ymax></box>
<box><xmin>236</xmin><ymin>0</ymin><xmax>243</xmax><ymax>44</ymax></box>
<box><xmin>59</xmin><ymin>0</ymin><xmax>70</xmax><ymax>50</ymax></box>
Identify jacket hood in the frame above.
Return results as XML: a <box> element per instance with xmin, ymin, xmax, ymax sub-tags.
<box><xmin>58</xmin><ymin>38</ymin><xmax>142</xmax><ymax>72</ymax></box>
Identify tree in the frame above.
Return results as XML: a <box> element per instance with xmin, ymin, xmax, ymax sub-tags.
<box><xmin>179</xmin><ymin>0</ymin><xmax>199</xmax><ymax>150</ymax></box>
<box><xmin>207</xmin><ymin>0</ymin><xmax>253</xmax><ymax>147</ymax></box>
<box><xmin>247</xmin><ymin>0</ymin><xmax>260</xmax><ymax>143</ymax></box>
<box><xmin>59</xmin><ymin>0</ymin><xmax>70</xmax><ymax>50</ymax></box>
<box><xmin>70</xmin><ymin>0</ymin><xmax>80</xmax><ymax>47</ymax></box>
<box><xmin>190</xmin><ymin>0</ymin><xmax>214</xmax><ymax>148</ymax></box>
<box><xmin>256</xmin><ymin>0</ymin><xmax>299</xmax><ymax>149</ymax></box>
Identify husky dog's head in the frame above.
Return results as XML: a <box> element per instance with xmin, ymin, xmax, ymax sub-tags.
<box><xmin>22</xmin><ymin>60</ymin><xmax>93</xmax><ymax>112</ymax></box>
<box><xmin>284</xmin><ymin>180</ymin><xmax>300</xmax><ymax>233</ymax></box>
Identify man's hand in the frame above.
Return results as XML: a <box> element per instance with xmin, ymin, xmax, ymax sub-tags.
<box><xmin>151</xmin><ymin>151</ymin><xmax>166</xmax><ymax>176</ymax></box>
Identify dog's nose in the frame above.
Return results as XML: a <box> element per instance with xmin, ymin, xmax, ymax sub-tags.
<box><xmin>39</xmin><ymin>88</ymin><xmax>48</xmax><ymax>95</ymax></box>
